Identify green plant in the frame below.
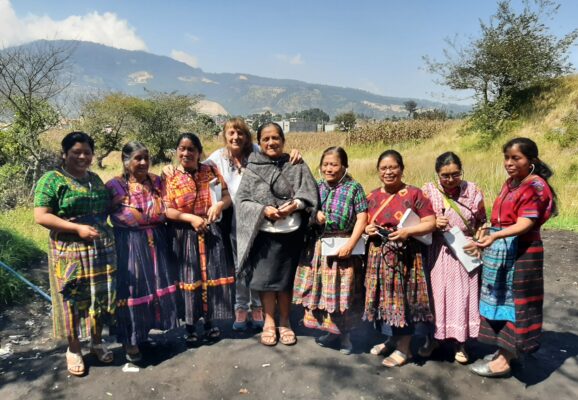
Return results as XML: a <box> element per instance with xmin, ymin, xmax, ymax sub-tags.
<box><xmin>0</xmin><ymin>228</ymin><xmax>44</xmax><ymax>305</ymax></box>
<box><xmin>546</xmin><ymin>110</ymin><xmax>578</xmax><ymax>148</ymax></box>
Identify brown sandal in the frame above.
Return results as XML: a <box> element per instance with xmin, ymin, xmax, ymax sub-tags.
<box><xmin>278</xmin><ymin>327</ymin><xmax>297</xmax><ymax>346</ymax></box>
<box><xmin>260</xmin><ymin>326</ymin><xmax>278</xmax><ymax>346</ymax></box>
<box><xmin>66</xmin><ymin>348</ymin><xmax>85</xmax><ymax>376</ymax></box>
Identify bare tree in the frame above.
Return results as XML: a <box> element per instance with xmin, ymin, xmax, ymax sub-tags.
<box><xmin>0</xmin><ymin>40</ymin><xmax>74</xmax><ymax>185</ymax></box>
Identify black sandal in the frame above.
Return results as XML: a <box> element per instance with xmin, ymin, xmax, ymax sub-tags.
<box><xmin>185</xmin><ymin>332</ymin><xmax>200</xmax><ymax>346</ymax></box>
<box><xmin>205</xmin><ymin>326</ymin><xmax>221</xmax><ymax>341</ymax></box>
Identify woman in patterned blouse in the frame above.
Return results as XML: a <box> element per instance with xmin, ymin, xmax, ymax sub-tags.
<box><xmin>163</xmin><ymin>133</ymin><xmax>234</xmax><ymax>345</ymax></box>
<box><xmin>106</xmin><ymin>142</ymin><xmax>178</xmax><ymax>362</ymax></box>
<box><xmin>34</xmin><ymin>132</ymin><xmax>115</xmax><ymax>376</ymax></box>
<box><xmin>293</xmin><ymin>147</ymin><xmax>368</xmax><ymax>355</ymax></box>
<box><xmin>364</xmin><ymin>150</ymin><xmax>436</xmax><ymax>368</ymax></box>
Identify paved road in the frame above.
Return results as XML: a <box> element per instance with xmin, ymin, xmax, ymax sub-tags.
<box><xmin>1</xmin><ymin>231</ymin><xmax>577</xmax><ymax>400</ymax></box>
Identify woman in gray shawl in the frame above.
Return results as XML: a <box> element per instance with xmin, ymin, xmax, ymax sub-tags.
<box><xmin>236</xmin><ymin>122</ymin><xmax>318</xmax><ymax>346</ymax></box>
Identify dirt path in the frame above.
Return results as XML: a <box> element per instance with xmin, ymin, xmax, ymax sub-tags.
<box><xmin>1</xmin><ymin>230</ymin><xmax>577</xmax><ymax>400</ymax></box>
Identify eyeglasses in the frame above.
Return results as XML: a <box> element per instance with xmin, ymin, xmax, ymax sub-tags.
<box><xmin>378</xmin><ymin>165</ymin><xmax>400</xmax><ymax>172</ymax></box>
<box><xmin>439</xmin><ymin>172</ymin><xmax>463</xmax><ymax>180</ymax></box>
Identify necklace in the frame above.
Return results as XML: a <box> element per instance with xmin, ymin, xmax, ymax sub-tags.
<box><xmin>508</xmin><ymin>173</ymin><xmax>534</xmax><ymax>191</ymax></box>
<box><xmin>226</xmin><ymin>149</ymin><xmax>248</xmax><ymax>174</ymax></box>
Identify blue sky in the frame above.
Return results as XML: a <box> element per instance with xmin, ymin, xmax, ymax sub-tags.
<box><xmin>3</xmin><ymin>0</ymin><xmax>577</xmax><ymax>104</ymax></box>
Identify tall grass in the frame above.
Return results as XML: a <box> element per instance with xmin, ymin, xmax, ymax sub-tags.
<box><xmin>0</xmin><ymin>209</ymin><xmax>45</xmax><ymax>304</ymax></box>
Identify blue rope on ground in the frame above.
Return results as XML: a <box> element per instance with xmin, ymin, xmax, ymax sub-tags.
<box><xmin>0</xmin><ymin>260</ymin><xmax>51</xmax><ymax>302</ymax></box>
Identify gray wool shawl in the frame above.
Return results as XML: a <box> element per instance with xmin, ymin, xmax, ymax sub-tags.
<box><xmin>235</xmin><ymin>151</ymin><xmax>319</xmax><ymax>278</ymax></box>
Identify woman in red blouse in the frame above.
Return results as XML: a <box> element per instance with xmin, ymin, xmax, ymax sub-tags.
<box><xmin>364</xmin><ymin>150</ymin><xmax>436</xmax><ymax>367</ymax></box>
<box><xmin>468</xmin><ymin>137</ymin><xmax>556</xmax><ymax>378</ymax></box>
<box><xmin>163</xmin><ymin>133</ymin><xmax>234</xmax><ymax>345</ymax></box>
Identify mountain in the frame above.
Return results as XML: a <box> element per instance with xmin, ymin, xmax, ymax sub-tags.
<box><xmin>21</xmin><ymin>40</ymin><xmax>470</xmax><ymax>118</ymax></box>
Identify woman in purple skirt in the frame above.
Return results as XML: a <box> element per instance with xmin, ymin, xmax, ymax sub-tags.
<box><xmin>106</xmin><ymin>142</ymin><xmax>178</xmax><ymax>362</ymax></box>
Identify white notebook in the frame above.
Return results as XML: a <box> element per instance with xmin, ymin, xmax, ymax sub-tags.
<box><xmin>397</xmin><ymin>208</ymin><xmax>432</xmax><ymax>245</ymax></box>
<box><xmin>442</xmin><ymin>226</ymin><xmax>483</xmax><ymax>273</ymax></box>
<box><xmin>320</xmin><ymin>236</ymin><xmax>366</xmax><ymax>256</ymax></box>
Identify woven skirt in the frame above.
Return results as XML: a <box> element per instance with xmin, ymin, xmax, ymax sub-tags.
<box><xmin>168</xmin><ymin>223</ymin><xmax>234</xmax><ymax>325</ymax></box>
<box><xmin>293</xmin><ymin>239</ymin><xmax>364</xmax><ymax>334</ymax></box>
<box><xmin>364</xmin><ymin>239</ymin><xmax>432</xmax><ymax>329</ymax></box>
<box><xmin>113</xmin><ymin>225</ymin><xmax>178</xmax><ymax>346</ymax></box>
<box><xmin>478</xmin><ymin>238</ymin><xmax>544</xmax><ymax>356</ymax></box>
<box><xmin>48</xmin><ymin>227</ymin><xmax>116</xmax><ymax>339</ymax></box>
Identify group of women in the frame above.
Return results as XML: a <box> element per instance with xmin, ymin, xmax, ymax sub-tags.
<box><xmin>34</xmin><ymin>120</ymin><xmax>555</xmax><ymax>380</ymax></box>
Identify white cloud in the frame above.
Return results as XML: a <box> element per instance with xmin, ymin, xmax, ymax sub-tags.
<box><xmin>171</xmin><ymin>50</ymin><xmax>199</xmax><ymax>68</ymax></box>
<box><xmin>128</xmin><ymin>71</ymin><xmax>153</xmax><ymax>85</ymax></box>
<box><xmin>276</xmin><ymin>53</ymin><xmax>304</xmax><ymax>65</ymax></box>
<box><xmin>178</xmin><ymin>76</ymin><xmax>198</xmax><ymax>83</ymax></box>
<box><xmin>0</xmin><ymin>0</ymin><xmax>147</xmax><ymax>50</ymax></box>
<box><xmin>201</xmin><ymin>77</ymin><xmax>219</xmax><ymax>84</ymax></box>
<box><xmin>238</xmin><ymin>75</ymin><xmax>248</xmax><ymax>80</ymax></box>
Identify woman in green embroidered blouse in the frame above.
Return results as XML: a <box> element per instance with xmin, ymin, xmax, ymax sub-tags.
<box><xmin>34</xmin><ymin>132</ymin><xmax>116</xmax><ymax>377</ymax></box>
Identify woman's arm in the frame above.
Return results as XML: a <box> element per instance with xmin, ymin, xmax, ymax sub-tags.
<box><xmin>337</xmin><ymin>212</ymin><xmax>368</xmax><ymax>258</ymax></box>
<box><xmin>34</xmin><ymin>207</ymin><xmax>100</xmax><ymax>240</ymax></box>
<box><xmin>165</xmin><ymin>207</ymin><xmax>208</xmax><ymax>232</ymax></box>
<box><xmin>475</xmin><ymin>217</ymin><xmax>535</xmax><ymax>249</ymax></box>
<box><xmin>206</xmin><ymin>188</ymin><xmax>232</xmax><ymax>223</ymax></box>
<box><xmin>388</xmin><ymin>215</ymin><xmax>436</xmax><ymax>242</ymax></box>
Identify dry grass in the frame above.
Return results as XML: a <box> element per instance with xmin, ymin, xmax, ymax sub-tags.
<box><xmin>21</xmin><ymin>77</ymin><xmax>578</xmax><ymax>233</ymax></box>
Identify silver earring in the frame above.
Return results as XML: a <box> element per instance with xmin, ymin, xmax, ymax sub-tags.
<box><xmin>530</xmin><ymin>164</ymin><xmax>535</xmax><ymax>175</ymax></box>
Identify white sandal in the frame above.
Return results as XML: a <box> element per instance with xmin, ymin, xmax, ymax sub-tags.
<box><xmin>66</xmin><ymin>348</ymin><xmax>85</xmax><ymax>376</ymax></box>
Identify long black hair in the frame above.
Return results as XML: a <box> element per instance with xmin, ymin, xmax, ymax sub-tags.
<box><xmin>503</xmin><ymin>137</ymin><xmax>558</xmax><ymax>216</ymax></box>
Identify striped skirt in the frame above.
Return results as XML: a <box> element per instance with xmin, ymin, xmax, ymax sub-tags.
<box><xmin>113</xmin><ymin>225</ymin><xmax>178</xmax><ymax>346</ymax></box>
<box><xmin>168</xmin><ymin>222</ymin><xmax>234</xmax><ymax>325</ymax></box>
<box><xmin>478</xmin><ymin>238</ymin><xmax>545</xmax><ymax>356</ymax></box>
<box><xmin>364</xmin><ymin>239</ymin><xmax>432</xmax><ymax>328</ymax></box>
<box><xmin>293</xmin><ymin>239</ymin><xmax>365</xmax><ymax>334</ymax></box>
<box><xmin>48</xmin><ymin>227</ymin><xmax>116</xmax><ymax>339</ymax></box>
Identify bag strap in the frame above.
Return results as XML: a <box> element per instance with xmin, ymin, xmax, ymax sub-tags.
<box><xmin>435</xmin><ymin>184</ymin><xmax>475</xmax><ymax>236</ymax></box>
<box><xmin>369</xmin><ymin>191</ymin><xmax>396</xmax><ymax>225</ymax></box>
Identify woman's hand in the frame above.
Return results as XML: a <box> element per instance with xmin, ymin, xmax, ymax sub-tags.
<box><xmin>206</xmin><ymin>201</ymin><xmax>224</xmax><ymax>224</ymax></box>
<box><xmin>191</xmin><ymin>215</ymin><xmax>208</xmax><ymax>233</ymax></box>
<box><xmin>388</xmin><ymin>227</ymin><xmax>410</xmax><ymax>242</ymax></box>
<box><xmin>365</xmin><ymin>223</ymin><xmax>379</xmax><ymax>236</ymax></box>
<box><xmin>277</xmin><ymin>200</ymin><xmax>298</xmax><ymax>218</ymax></box>
<box><xmin>264</xmin><ymin>206</ymin><xmax>282</xmax><ymax>221</ymax></box>
<box><xmin>474</xmin><ymin>234</ymin><xmax>495</xmax><ymax>249</ymax></box>
<box><xmin>436</xmin><ymin>215</ymin><xmax>449</xmax><ymax>230</ymax></box>
<box><xmin>463</xmin><ymin>240</ymin><xmax>482</xmax><ymax>258</ymax></box>
<box><xmin>77</xmin><ymin>224</ymin><xmax>100</xmax><ymax>240</ymax></box>
<box><xmin>315</xmin><ymin>210</ymin><xmax>326</xmax><ymax>225</ymax></box>
<box><xmin>288</xmin><ymin>149</ymin><xmax>303</xmax><ymax>165</ymax></box>
<box><xmin>337</xmin><ymin>242</ymin><xmax>354</xmax><ymax>259</ymax></box>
